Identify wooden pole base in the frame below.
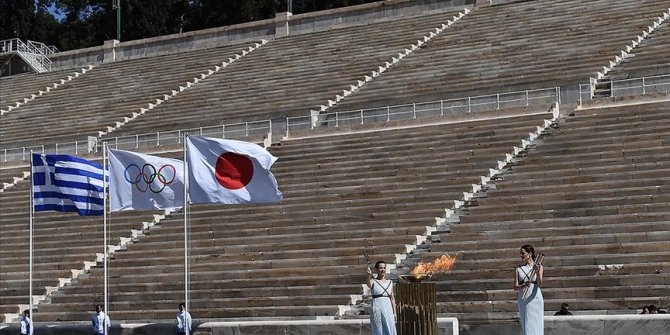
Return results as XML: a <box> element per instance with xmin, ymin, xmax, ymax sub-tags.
<box><xmin>396</xmin><ymin>282</ymin><xmax>437</xmax><ymax>335</ymax></box>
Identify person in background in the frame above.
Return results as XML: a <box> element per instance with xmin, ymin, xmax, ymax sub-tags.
<box><xmin>554</xmin><ymin>303</ymin><xmax>572</xmax><ymax>316</ymax></box>
<box><xmin>20</xmin><ymin>309</ymin><xmax>33</xmax><ymax>335</ymax></box>
<box><xmin>176</xmin><ymin>302</ymin><xmax>192</xmax><ymax>335</ymax></box>
<box><xmin>91</xmin><ymin>304</ymin><xmax>111</xmax><ymax>335</ymax></box>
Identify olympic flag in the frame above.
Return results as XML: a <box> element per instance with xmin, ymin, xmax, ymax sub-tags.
<box><xmin>185</xmin><ymin>136</ymin><xmax>283</xmax><ymax>204</ymax></box>
<box><xmin>109</xmin><ymin>149</ymin><xmax>185</xmax><ymax>211</ymax></box>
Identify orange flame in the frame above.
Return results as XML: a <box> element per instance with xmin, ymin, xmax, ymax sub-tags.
<box><xmin>411</xmin><ymin>254</ymin><xmax>457</xmax><ymax>275</ymax></box>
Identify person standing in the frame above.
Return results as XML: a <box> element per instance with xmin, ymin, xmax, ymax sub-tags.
<box><xmin>91</xmin><ymin>304</ymin><xmax>111</xmax><ymax>335</ymax></box>
<box><xmin>514</xmin><ymin>245</ymin><xmax>544</xmax><ymax>335</ymax></box>
<box><xmin>366</xmin><ymin>260</ymin><xmax>397</xmax><ymax>335</ymax></box>
<box><xmin>19</xmin><ymin>309</ymin><xmax>33</xmax><ymax>335</ymax></box>
<box><xmin>176</xmin><ymin>302</ymin><xmax>192</xmax><ymax>335</ymax></box>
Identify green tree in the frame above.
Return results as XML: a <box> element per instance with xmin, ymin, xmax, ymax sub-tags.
<box><xmin>290</xmin><ymin>0</ymin><xmax>376</xmax><ymax>13</ymax></box>
<box><xmin>0</xmin><ymin>0</ymin><xmax>60</xmax><ymax>48</ymax></box>
<box><xmin>31</xmin><ymin>9</ymin><xmax>61</xmax><ymax>47</ymax></box>
<box><xmin>49</xmin><ymin>0</ymin><xmax>109</xmax><ymax>49</ymax></box>
<box><xmin>123</xmin><ymin>0</ymin><xmax>190</xmax><ymax>40</ymax></box>
<box><xmin>185</xmin><ymin>0</ymin><xmax>280</xmax><ymax>31</ymax></box>
<box><xmin>0</xmin><ymin>0</ymin><xmax>37</xmax><ymax>40</ymax></box>
<box><xmin>1</xmin><ymin>0</ymin><xmax>382</xmax><ymax>51</ymax></box>
<box><xmin>51</xmin><ymin>0</ymin><xmax>189</xmax><ymax>48</ymax></box>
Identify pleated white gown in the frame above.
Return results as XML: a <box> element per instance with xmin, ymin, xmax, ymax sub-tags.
<box><xmin>370</xmin><ymin>279</ymin><xmax>397</xmax><ymax>335</ymax></box>
<box><xmin>517</xmin><ymin>265</ymin><xmax>544</xmax><ymax>335</ymax></box>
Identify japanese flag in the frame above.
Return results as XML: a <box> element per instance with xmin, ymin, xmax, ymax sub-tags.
<box><xmin>185</xmin><ymin>136</ymin><xmax>283</xmax><ymax>204</ymax></box>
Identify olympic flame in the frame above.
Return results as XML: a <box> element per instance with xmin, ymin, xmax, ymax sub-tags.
<box><xmin>411</xmin><ymin>254</ymin><xmax>457</xmax><ymax>275</ymax></box>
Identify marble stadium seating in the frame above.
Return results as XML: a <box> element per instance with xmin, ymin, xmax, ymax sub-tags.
<box><xmin>1</xmin><ymin>0</ymin><xmax>670</xmax><ymax>330</ymax></box>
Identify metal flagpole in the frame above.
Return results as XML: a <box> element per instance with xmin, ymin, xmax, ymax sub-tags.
<box><xmin>183</xmin><ymin>133</ymin><xmax>189</xmax><ymax>310</ymax></box>
<box><xmin>29</xmin><ymin>151</ymin><xmax>34</xmax><ymax>323</ymax></box>
<box><xmin>112</xmin><ymin>0</ymin><xmax>121</xmax><ymax>41</ymax></box>
<box><xmin>103</xmin><ymin>143</ymin><xmax>108</xmax><ymax>335</ymax></box>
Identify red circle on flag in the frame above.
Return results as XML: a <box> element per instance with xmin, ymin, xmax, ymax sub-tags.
<box><xmin>215</xmin><ymin>152</ymin><xmax>254</xmax><ymax>190</ymax></box>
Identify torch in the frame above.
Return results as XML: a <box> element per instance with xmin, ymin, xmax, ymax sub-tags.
<box><xmin>522</xmin><ymin>253</ymin><xmax>545</xmax><ymax>297</ymax></box>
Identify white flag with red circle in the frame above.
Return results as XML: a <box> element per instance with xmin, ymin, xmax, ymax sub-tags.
<box><xmin>185</xmin><ymin>136</ymin><xmax>283</xmax><ymax>204</ymax></box>
<box><xmin>109</xmin><ymin>149</ymin><xmax>185</xmax><ymax>211</ymax></box>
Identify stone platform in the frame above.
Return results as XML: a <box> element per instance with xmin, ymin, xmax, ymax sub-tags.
<box><xmin>1</xmin><ymin>315</ymin><xmax>669</xmax><ymax>335</ymax></box>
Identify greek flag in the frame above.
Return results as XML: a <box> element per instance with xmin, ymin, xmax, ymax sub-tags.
<box><xmin>32</xmin><ymin>154</ymin><xmax>106</xmax><ymax>216</ymax></box>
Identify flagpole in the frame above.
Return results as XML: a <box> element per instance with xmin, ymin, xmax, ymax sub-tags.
<box><xmin>103</xmin><ymin>142</ymin><xmax>108</xmax><ymax>335</ymax></box>
<box><xmin>29</xmin><ymin>151</ymin><xmax>34</xmax><ymax>323</ymax></box>
<box><xmin>183</xmin><ymin>133</ymin><xmax>189</xmax><ymax>311</ymax></box>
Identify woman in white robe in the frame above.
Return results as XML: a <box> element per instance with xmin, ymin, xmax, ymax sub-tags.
<box><xmin>366</xmin><ymin>260</ymin><xmax>397</xmax><ymax>335</ymax></box>
<box><xmin>514</xmin><ymin>244</ymin><xmax>544</xmax><ymax>335</ymax></box>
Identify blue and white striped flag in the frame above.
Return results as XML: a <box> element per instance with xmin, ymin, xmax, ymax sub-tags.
<box><xmin>32</xmin><ymin>154</ymin><xmax>106</xmax><ymax>216</ymax></box>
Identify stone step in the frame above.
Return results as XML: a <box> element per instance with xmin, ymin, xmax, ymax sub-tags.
<box><xmin>450</xmin><ymin>212</ymin><xmax>670</xmax><ymax>233</ymax></box>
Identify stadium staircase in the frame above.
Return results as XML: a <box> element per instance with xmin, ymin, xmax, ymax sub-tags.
<box><xmin>604</xmin><ymin>20</ymin><xmax>670</xmax><ymax>80</ymax></box>
<box><xmin>0</xmin><ymin>160</ymin><xmax>172</xmax><ymax>322</ymax></box>
<box><xmin>592</xmin><ymin>7</ymin><xmax>670</xmax><ymax>98</ymax></box>
<box><xmin>103</xmin><ymin>7</ymin><xmax>472</xmax><ymax>139</ymax></box>
<box><xmin>413</xmin><ymin>101</ymin><xmax>670</xmax><ymax>322</ymax></box>
<box><xmin>1</xmin><ymin>0</ymin><xmax>670</xmax><ymax>331</ymax></box>
<box><xmin>0</xmin><ymin>65</ymin><xmax>94</xmax><ymax>116</ymax></box>
<box><xmin>99</xmin><ymin>40</ymin><xmax>268</xmax><ymax>137</ymax></box>
<box><xmin>310</xmin><ymin>7</ymin><xmax>471</xmax><ymax>124</ymax></box>
<box><xmin>0</xmin><ymin>169</ymin><xmax>30</xmax><ymax>193</ymax></box>
<box><xmin>330</xmin><ymin>0</ymin><xmax>670</xmax><ymax>111</ymax></box>
<box><xmin>339</xmin><ymin>103</ymin><xmax>560</xmax><ymax>316</ymax></box>
<box><xmin>0</xmin><ymin>106</ymin><xmax>554</xmax><ymax>322</ymax></box>
<box><xmin>0</xmin><ymin>42</ymin><xmax>265</xmax><ymax>150</ymax></box>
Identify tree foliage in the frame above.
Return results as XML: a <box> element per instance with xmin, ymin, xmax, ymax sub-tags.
<box><xmin>291</xmin><ymin>0</ymin><xmax>377</xmax><ymax>12</ymax></box>
<box><xmin>0</xmin><ymin>0</ymin><xmax>59</xmax><ymax>45</ymax></box>
<box><xmin>0</xmin><ymin>0</ymin><xmax>379</xmax><ymax>51</ymax></box>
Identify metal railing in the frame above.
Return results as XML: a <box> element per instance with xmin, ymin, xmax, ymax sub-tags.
<box><xmin>27</xmin><ymin>40</ymin><xmax>59</xmax><ymax>55</ymax></box>
<box><xmin>1</xmin><ymin>120</ymin><xmax>273</xmax><ymax>162</ymax></box>
<box><xmin>287</xmin><ymin>87</ymin><xmax>560</xmax><ymax>132</ymax></box>
<box><xmin>579</xmin><ymin>74</ymin><xmax>670</xmax><ymax>105</ymax></box>
<box><xmin>0</xmin><ymin>38</ymin><xmax>58</xmax><ymax>73</ymax></box>
<box><xmin>0</xmin><ymin>87</ymin><xmax>560</xmax><ymax>163</ymax></box>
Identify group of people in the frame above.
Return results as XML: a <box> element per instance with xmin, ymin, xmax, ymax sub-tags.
<box><xmin>365</xmin><ymin>244</ymin><xmax>547</xmax><ymax>335</ymax></box>
<box><xmin>17</xmin><ymin>244</ymin><xmax>665</xmax><ymax>335</ymax></box>
<box><xmin>90</xmin><ymin>303</ymin><xmax>192</xmax><ymax>335</ymax></box>
<box><xmin>18</xmin><ymin>303</ymin><xmax>192</xmax><ymax>335</ymax></box>
<box><xmin>19</xmin><ymin>249</ymin><xmax>545</xmax><ymax>335</ymax></box>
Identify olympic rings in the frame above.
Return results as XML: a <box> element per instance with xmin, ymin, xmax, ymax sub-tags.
<box><xmin>124</xmin><ymin>163</ymin><xmax>177</xmax><ymax>193</ymax></box>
